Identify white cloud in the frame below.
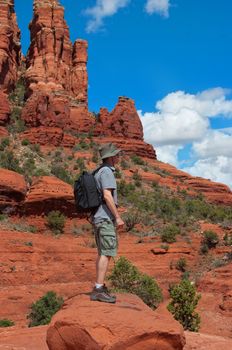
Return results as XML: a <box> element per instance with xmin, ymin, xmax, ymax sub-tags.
<box><xmin>156</xmin><ymin>89</ymin><xmax>232</xmax><ymax>118</ymax></box>
<box><xmin>192</xmin><ymin>130</ymin><xmax>232</xmax><ymax>158</ymax></box>
<box><xmin>139</xmin><ymin>88</ymin><xmax>232</xmax><ymax>188</ymax></box>
<box><xmin>155</xmin><ymin>145</ymin><xmax>181</xmax><ymax>166</ymax></box>
<box><xmin>145</xmin><ymin>0</ymin><xmax>171</xmax><ymax>17</ymax></box>
<box><xmin>139</xmin><ymin>108</ymin><xmax>209</xmax><ymax>146</ymax></box>
<box><xmin>185</xmin><ymin>156</ymin><xmax>232</xmax><ymax>188</ymax></box>
<box><xmin>85</xmin><ymin>0</ymin><xmax>130</xmax><ymax>33</ymax></box>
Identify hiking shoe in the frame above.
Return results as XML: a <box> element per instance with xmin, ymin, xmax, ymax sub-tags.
<box><xmin>90</xmin><ymin>286</ymin><xmax>116</xmax><ymax>303</ymax></box>
<box><xmin>102</xmin><ymin>284</ymin><xmax>116</xmax><ymax>298</ymax></box>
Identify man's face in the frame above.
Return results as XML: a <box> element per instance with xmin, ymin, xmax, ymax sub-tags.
<box><xmin>112</xmin><ymin>154</ymin><xmax>120</xmax><ymax>165</ymax></box>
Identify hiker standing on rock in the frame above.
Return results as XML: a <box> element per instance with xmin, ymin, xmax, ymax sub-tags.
<box><xmin>90</xmin><ymin>143</ymin><xmax>124</xmax><ymax>303</ymax></box>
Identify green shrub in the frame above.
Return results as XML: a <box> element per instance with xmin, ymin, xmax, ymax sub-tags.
<box><xmin>21</xmin><ymin>139</ymin><xmax>30</xmax><ymax>146</ymax></box>
<box><xmin>167</xmin><ymin>279</ymin><xmax>201</xmax><ymax>332</ymax></box>
<box><xmin>120</xmin><ymin>159</ymin><xmax>129</xmax><ymax>169</ymax></box>
<box><xmin>0</xmin><ymin>137</ymin><xmax>10</xmax><ymax>151</ymax></box>
<box><xmin>28</xmin><ymin>291</ymin><xmax>63</xmax><ymax>327</ymax></box>
<box><xmin>223</xmin><ymin>233</ymin><xmax>232</xmax><ymax>246</ymax></box>
<box><xmin>132</xmin><ymin>170</ymin><xmax>142</xmax><ymax>182</ymax></box>
<box><xmin>176</xmin><ymin>257</ymin><xmax>187</xmax><ymax>272</ymax></box>
<box><xmin>33</xmin><ymin>168</ymin><xmax>50</xmax><ymax>177</ymax></box>
<box><xmin>51</xmin><ymin>164</ymin><xmax>73</xmax><ymax>185</ymax></box>
<box><xmin>8</xmin><ymin>78</ymin><xmax>26</xmax><ymax>106</ymax></box>
<box><xmin>131</xmin><ymin>155</ymin><xmax>145</xmax><ymax>165</ymax></box>
<box><xmin>0</xmin><ymin>319</ymin><xmax>15</xmax><ymax>327</ymax></box>
<box><xmin>108</xmin><ymin>256</ymin><xmax>163</xmax><ymax>309</ymax></box>
<box><xmin>122</xmin><ymin>210</ymin><xmax>141</xmax><ymax>232</ymax></box>
<box><xmin>8</xmin><ymin>107</ymin><xmax>26</xmax><ymax>133</ymax></box>
<box><xmin>46</xmin><ymin>211</ymin><xmax>66</xmax><ymax>235</ymax></box>
<box><xmin>0</xmin><ymin>150</ymin><xmax>22</xmax><ymax>173</ymax></box>
<box><xmin>161</xmin><ymin>224</ymin><xmax>180</xmax><ymax>243</ymax></box>
<box><xmin>0</xmin><ymin>214</ymin><xmax>8</xmax><ymax>221</ymax></box>
<box><xmin>202</xmin><ymin>230</ymin><xmax>219</xmax><ymax>249</ymax></box>
<box><xmin>30</xmin><ymin>143</ymin><xmax>41</xmax><ymax>154</ymax></box>
<box><xmin>160</xmin><ymin>243</ymin><xmax>169</xmax><ymax>251</ymax></box>
<box><xmin>200</xmin><ymin>243</ymin><xmax>209</xmax><ymax>255</ymax></box>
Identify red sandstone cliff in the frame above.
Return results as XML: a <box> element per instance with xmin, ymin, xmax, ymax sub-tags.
<box><xmin>25</xmin><ymin>0</ymin><xmax>88</xmax><ymax>107</ymax></box>
<box><xmin>0</xmin><ymin>0</ymin><xmax>21</xmax><ymax>93</ymax></box>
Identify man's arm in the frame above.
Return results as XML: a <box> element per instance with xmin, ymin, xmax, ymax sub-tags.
<box><xmin>103</xmin><ymin>189</ymin><xmax>124</xmax><ymax>227</ymax></box>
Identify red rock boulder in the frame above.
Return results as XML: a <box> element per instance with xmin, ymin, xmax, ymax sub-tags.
<box><xmin>184</xmin><ymin>331</ymin><xmax>232</xmax><ymax>350</ymax></box>
<box><xmin>47</xmin><ymin>294</ymin><xmax>185</xmax><ymax>350</ymax></box>
<box><xmin>23</xmin><ymin>175</ymin><xmax>75</xmax><ymax>215</ymax></box>
<box><xmin>0</xmin><ymin>168</ymin><xmax>27</xmax><ymax>210</ymax></box>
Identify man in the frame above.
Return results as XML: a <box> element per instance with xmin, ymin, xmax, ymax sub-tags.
<box><xmin>90</xmin><ymin>143</ymin><xmax>124</xmax><ymax>303</ymax></box>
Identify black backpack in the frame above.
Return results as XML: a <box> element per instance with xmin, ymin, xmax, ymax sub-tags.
<box><xmin>74</xmin><ymin>165</ymin><xmax>111</xmax><ymax>213</ymax></box>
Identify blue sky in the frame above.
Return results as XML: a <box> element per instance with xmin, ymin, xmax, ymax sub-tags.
<box><xmin>15</xmin><ymin>0</ymin><xmax>232</xmax><ymax>188</ymax></box>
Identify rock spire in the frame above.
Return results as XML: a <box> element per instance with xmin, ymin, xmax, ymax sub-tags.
<box><xmin>0</xmin><ymin>0</ymin><xmax>21</xmax><ymax>92</ymax></box>
<box><xmin>25</xmin><ymin>0</ymin><xmax>88</xmax><ymax>107</ymax></box>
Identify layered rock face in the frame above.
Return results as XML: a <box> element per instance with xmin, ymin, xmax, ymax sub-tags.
<box><xmin>25</xmin><ymin>0</ymin><xmax>88</xmax><ymax>106</ymax></box>
<box><xmin>0</xmin><ymin>90</ymin><xmax>10</xmax><ymax>125</ymax></box>
<box><xmin>0</xmin><ymin>0</ymin><xmax>21</xmax><ymax>93</ymax></box>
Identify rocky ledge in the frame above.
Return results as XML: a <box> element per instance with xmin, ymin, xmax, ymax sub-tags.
<box><xmin>47</xmin><ymin>293</ymin><xmax>185</xmax><ymax>350</ymax></box>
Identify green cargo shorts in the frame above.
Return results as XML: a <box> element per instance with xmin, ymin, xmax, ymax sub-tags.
<box><xmin>93</xmin><ymin>219</ymin><xmax>117</xmax><ymax>257</ymax></box>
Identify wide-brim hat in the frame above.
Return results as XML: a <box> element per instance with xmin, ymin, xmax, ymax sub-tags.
<box><xmin>99</xmin><ymin>143</ymin><xmax>121</xmax><ymax>160</ymax></box>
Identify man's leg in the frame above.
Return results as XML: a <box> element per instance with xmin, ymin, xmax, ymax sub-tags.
<box><xmin>90</xmin><ymin>221</ymin><xmax>116</xmax><ymax>303</ymax></box>
<box><xmin>96</xmin><ymin>255</ymin><xmax>111</xmax><ymax>284</ymax></box>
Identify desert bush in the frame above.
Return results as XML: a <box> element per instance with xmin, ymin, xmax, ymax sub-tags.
<box><xmin>132</xmin><ymin>170</ymin><xmax>142</xmax><ymax>182</ymax></box>
<box><xmin>117</xmin><ymin>180</ymin><xmax>135</xmax><ymax>198</ymax></box>
<box><xmin>160</xmin><ymin>243</ymin><xmax>169</xmax><ymax>251</ymax></box>
<box><xmin>202</xmin><ymin>230</ymin><xmax>219</xmax><ymax>249</ymax></box>
<box><xmin>122</xmin><ymin>210</ymin><xmax>142</xmax><ymax>232</ymax></box>
<box><xmin>0</xmin><ymin>150</ymin><xmax>22</xmax><ymax>173</ymax></box>
<box><xmin>8</xmin><ymin>78</ymin><xmax>26</xmax><ymax>106</ymax></box>
<box><xmin>167</xmin><ymin>279</ymin><xmax>201</xmax><ymax>332</ymax></box>
<box><xmin>0</xmin><ymin>319</ymin><xmax>15</xmax><ymax>327</ymax></box>
<box><xmin>131</xmin><ymin>155</ymin><xmax>145</xmax><ymax>166</ymax></box>
<box><xmin>51</xmin><ymin>164</ymin><xmax>73</xmax><ymax>185</ymax></box>
<box><xmin>21</xmin><ymin>139</ymin><xmax>30</xmax><ymax>146</ymax></box>
<box><xmin>223</xmin><ymin>233</ymin><xmax>232</xmax><ymax>246</ymax></box>
<box><xmin>46</xmin><ymin>211</ymin><xmax>66</xmax><ymax>235</ymax></box>
<box><xmin>108</xmin><ymin>256</ymin><xmax>163</xmax><ymax>309</ymax></box>
<box><xmin>0</xmin><ymin>137</ymin><xmax>10</xmax><ymax>151</ymax></box>
<box><xmin>33</xmin><ymin>168</ymin><xmax>50</xmax><ymax>177</ymax></box>
<box><xmin>0</xmin><ymin>214</ymin><xmax>8</xmax><ymax>221</ymax></box>
<box><xmin>120</xmin><ymin>159</ymin><xmax>129</xmax><ymax>169</ymax></box>
<box><xmin>28</xmin><ymin>291</ymin><xmax>63</xmax><ymax>327</ymax></box>
<box><xmin>176</xmin><ymin>257</ymin><xmax>187</xmax><ymax>272</ymax></box>
<box><xmin>8</xmin><ymin>107</ymin><xmax>26</xmax><ymax>133</ymax></box>
<box><xmin>161</xmin><ymin>224</ymin><xmax>180</xmax><ymax>243</ymax></box>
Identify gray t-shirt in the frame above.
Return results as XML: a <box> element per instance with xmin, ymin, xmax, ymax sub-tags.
<box><xmin>92</xmin><ymin>165</ymin><xmax>118</xmax><ymax>224</ymax></box>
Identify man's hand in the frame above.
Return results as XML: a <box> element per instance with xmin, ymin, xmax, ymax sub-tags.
<box><xmin>116</xmin><ymin>216</ymin><xmax>124</xmax><ymax>227</ymax></box>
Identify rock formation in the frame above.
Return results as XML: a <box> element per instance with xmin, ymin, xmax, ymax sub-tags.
<box><xmin>0</xmin><ymin>168</ymin><xmax>27</xmax><ymax>211</ymax></box>
<box><xmin>25</xmin><ymin>0</ymin><xmax>88</xmax><ymax>107</ymax></box>
<box><xmin>47</xmin><ymin>294</ymin><xmax>185</xmax><ymax>350</ymax></box>
<box><xmin>23</xmin><ymin>175</ymin><xmax>75</xmax><ymax>215</ymax></box>
<box><xmin>0</xmin><ymin>0</ymin><xmax>21</xmax><ymax>93</ymax></box>
<box><xmin>95</xmin><ymin>96</ymin><xmax>144</xmax><ymax>139</ymax></box>
<box><xmin>0</xmin><ymin>90</ymin><xmax>11</xmax><ymax>125</ymax></box>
